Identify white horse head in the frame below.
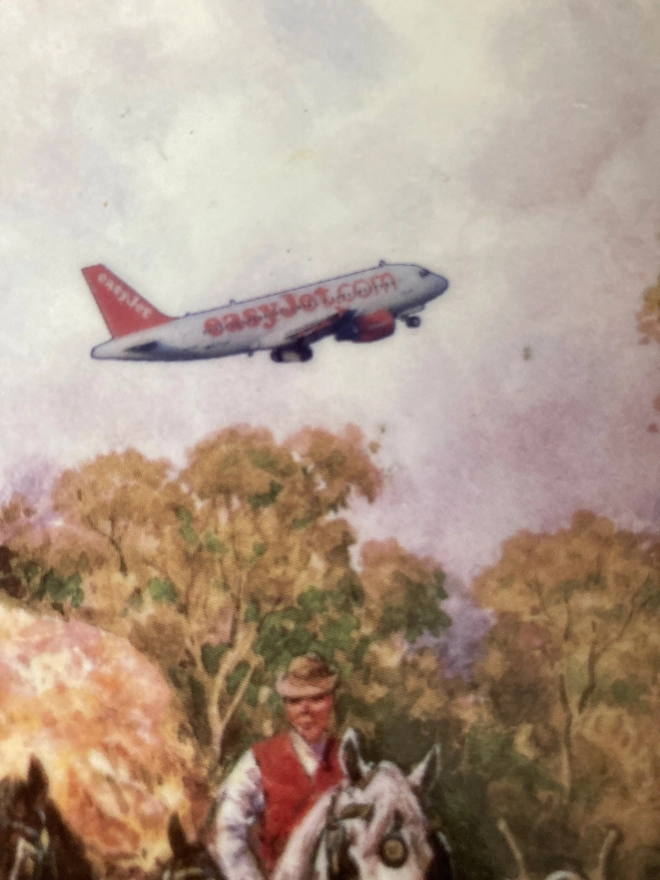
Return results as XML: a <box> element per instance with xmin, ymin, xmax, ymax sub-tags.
<box><xmin>273</xmin><ymin>729</ymin><xmax>453</xmax><ymax>880</ymax></box>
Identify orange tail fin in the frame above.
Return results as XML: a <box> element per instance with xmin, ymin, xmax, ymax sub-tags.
<box><xmin>82</xmin><ymin>265</ymin><xmax>173</xmax><ymax>338</ymax></box>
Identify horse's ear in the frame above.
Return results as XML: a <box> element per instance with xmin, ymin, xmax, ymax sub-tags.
<box><xmin>408</xmin><ymin>744</ymin><xmax>441</xmax><ymax>795</ymax></box>
<box><xmin>26</xmin><ymin>756</ymin><xmax>49</xmax><ymax>799</ymax></box>
<box><xmin>339</xmin><ymin>729</ymin><xmax>369</xmax><ymax>785</ymax></box>
<box><xmin>167</xmin><ymin>813</ymin><xmax>189</xmax><ymax>857</ymax></box>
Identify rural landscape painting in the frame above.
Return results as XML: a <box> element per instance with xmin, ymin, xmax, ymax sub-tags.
<box><xmin>1</xmin><ymin>1</ymin><xmax>659</xmax><ymax>879</ymax></box>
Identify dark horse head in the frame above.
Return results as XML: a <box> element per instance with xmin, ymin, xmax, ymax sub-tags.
<box><xmin>161</xmin><ymin>813</ymin><xmax>223</xmax><ymax>880</ymax></box>
<box><xmin>0</xmin><ymin>756</ymin><xmax>94</xmax><ymax>880</ymax></box>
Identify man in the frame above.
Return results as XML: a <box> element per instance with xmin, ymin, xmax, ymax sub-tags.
<box><xmin>210</xmin><ymin>654</ymin><xmax>344</xmax><ymax>880</ymax></box>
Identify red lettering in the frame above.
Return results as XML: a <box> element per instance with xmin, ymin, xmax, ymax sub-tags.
<box><xmin>337</xmin><ymin>283</ymin><xmax>353</xmax><ymax>303</ymax></box>
<box><xmin>204</xmin><ymin>317</ymin><xmax>224</xmax><ymax>337</ymax></box>
<box><xmin>224</xmin><ymin>313</ymin><xmax>244</xmax><ymax>332</ymax></box>
<box><xmin>299</xmin><ymin>293</ymin><xmax>317</xmax><ymax>312</ymax></box>
<box><xmin>243</xmin><ymin>308</ymin><xmax>261</xmax><ymax>328</ymax></box>
<box><xmin>313</xmin><ymin>286</ymin><xmax>332</xmax><ymax>306</ymax></box>
<box><xmin>354</xmin><ymin>279</ymin><xmax>372</xmax><ymax>298</ymax></box>
<box><xmin>279</xmin><ymin>293</ymin><xmax>299</xmax><ymax>319</ymax></box>
<box><xmin>259</xmin><ymin>303</ymin><xmax>279</xmax><ymax>330</ymax></box>
<box><xmin>372</xmin><ymin>272</ymin><xmax>396</xmax><ymax>292</ymax></box>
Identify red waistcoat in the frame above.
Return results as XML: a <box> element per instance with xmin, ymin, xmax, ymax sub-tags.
<box><xmin>252</xmin><ymin>732</ymin><xmax>343</xmax><ymax>875</ymax></box>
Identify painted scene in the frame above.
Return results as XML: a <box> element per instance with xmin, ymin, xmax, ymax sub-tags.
<box><xmin>1</xmin><ymin>2</ymin><xmax>660</xmax><ymax>880</ymax></box>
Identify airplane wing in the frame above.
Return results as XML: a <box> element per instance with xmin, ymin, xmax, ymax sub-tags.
<box><xmin>269</xmin><ymin>307</ymin><xmax>395</xmax><ymax>362</ymax></box>
<box><xmin>269</xmin><ymin>310</ymin><xmax>350</xmax><ymax>362</ymax></box>
<box><xmin>282</xmin><ymin>310</ymin><xmax>349</xmax><ymax>346</ymax></box>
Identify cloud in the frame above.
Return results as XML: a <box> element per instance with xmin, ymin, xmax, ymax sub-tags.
<box><xmin>471</xmin><ymin>0</ymin><xmax>660</xmax><ymax>209</ymax></box>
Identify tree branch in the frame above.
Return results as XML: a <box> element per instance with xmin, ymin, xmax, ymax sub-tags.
<box><xmin>596</xmin><ymin>585</ymin><xmax>655</xmax><ymax>660</ymax></box>
<box><xmin>527</xmin><ymin>578</ymin><xmax>553</xmax><ymax>628</ymax></box>
<box><xmin>596</xmin><ymin>827</ymin><xmax>622</xmax><ymax>880</ymax></box>
<box><xmin>558</xmin><ymin>673</ymin><xmax>574</xmax><ymax>799</ymax></box>
<box><xmin>577</xmin><ymin>635</ymin><xmax>598</xmax><ymax>715</ymax></box>
<box><xmin>182</xmin><ymin>545</ymin><xmax>204</xmax><ymax>610</ymax></box>
<box><xmin>212</xmin><ymin>657</ymin><xmax>260</xmax><ymax>769</ymax></box>
<box><xmin>225</xmin><ymin>495</ymin><xmax>243</xmax><ymax>570</ymax></box>
<box><xmin>496</xmin><ymin>818</ymin><xmax>530</xmax><ymax>880</ymax></box>
<box><xmin>207</xmin><ymin>626</ymin><xmax>257</xmax><ymax>758</ymax></box>
<box><xmin>83</xmin><ymin>514</ymin><xmax>128</xmax><ymax>575</ymax></box>
<box><xmin>562</xmin><ymin>589</ymin><xmax>573</xmax><ymax>643</ymax></box>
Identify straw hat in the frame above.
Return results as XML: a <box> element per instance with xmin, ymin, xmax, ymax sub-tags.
<box><xmin>275</xmin><ymin>653</ymin><xmax>339</xmax><ymax>699</ymax></box>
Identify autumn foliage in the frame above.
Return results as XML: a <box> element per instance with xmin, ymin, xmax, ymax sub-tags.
<box><xmin>637</xmin><ymin>273</ymin><xmax>660</xmax><ymax>345</ymax></box>
<box><xmin>0</xmin><ymin>605</ymin><xmax>205</xmax><ymax>876</ymax></box>
<box><xmin>1</xmin><ymin>428</ymin><xmax>659</xmax><ymax>879</ymax></box>
<box><xmin>0</xmin><ymin>426</ymin><xmax>454</xmax><ymax>872</ymax></box>
<box><xmin>469</xmin><ymin>512</ymin><xmax>660</xmax><ymax>878</ymax></box>
<box><xmin>637</xmin><ymin>272</ymin><xmax>660</xmax><ymax>426</ymax></box>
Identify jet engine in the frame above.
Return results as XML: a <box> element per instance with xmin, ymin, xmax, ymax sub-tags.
<box><xmin>335</xmin><ymin>310</ymin><xmax>396</xmax><ymax>343</ymax></box>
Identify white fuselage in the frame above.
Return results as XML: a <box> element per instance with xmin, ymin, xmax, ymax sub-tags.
<box><xmin>91</xmin><ymin>263</ymin><xmax>448</xmax><ymax>361</ymax></box>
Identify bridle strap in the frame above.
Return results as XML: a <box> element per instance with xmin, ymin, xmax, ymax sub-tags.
<box><xmin>8</xmin><ymin>817</ymin><xmax>52</xmax><ymax>880</ymax></box>
<box><xmin>10</xmin><ymin>837</ymin><xmax>38</xmax><ymax>880</ymax></box>
<box><xmin>323</xmin><ymin>790</ymin><xmax>377</xmax><ymax>880</ymax></box>
<box><xmin>10</xmin><ymin>819</ymin><xmax>42</xmax><ymax>844</ymax></box>
<box><xmin>9</xmin><ymin>833</ymin><xmax>53</xmax><ymax>880</ymax></box>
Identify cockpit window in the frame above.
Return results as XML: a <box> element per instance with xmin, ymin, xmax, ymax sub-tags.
<box><xmin>419</xmin><ymin>268</ymin><xmax>430</xmax><ymax>278</ymax></box>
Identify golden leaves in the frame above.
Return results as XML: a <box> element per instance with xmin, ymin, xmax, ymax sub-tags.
<box><xmin>0</xmin><ymin>604</ymin><xmax>199</xmax><ymax>869</ymax></box>
<box><xmin>285</xmin><ymin>424</ymin><xmax>383</xmax><ymax>507</ymax></box>
<box><xmin>472</xmin><ymin>512</ymin><xmax>660</xmax><ymax>846</ymax></box>
<box><xmin>637</xmin><ymin>274</ymin><xmax>660</xmax><ymax>344</ymax></box>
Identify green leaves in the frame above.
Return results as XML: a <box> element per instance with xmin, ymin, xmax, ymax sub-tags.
<box><xmin>126</xmin><ymin>589</ymin><xmax>144</xmax><ymax>610</ymax></box>
<box><xmin>333</xmin><ymin>573</ymin><xmax>364</xmax><ymax>611</ymax></box>
<box><xmin>36</xmin><ymin>571</ymin><xmax>84</xmax><ymax>609</ymax></box>
<box><xmin>432</xmin><ymin>569</ymin><xmax>448</xmax><ymax>600</ymax></box>
<box><xmin>246</xmin><ymin>449</ymin><xmax>280</xmax><ymax>474</ymax></box>
<box><xmin>248</xmin><ymin>481</ymin><xmax>283</xmax><ymax>509</ymax></box>
<box><xmin>148</xmin><ymin>577</ymin><xmax>178</xmax><ymax>604</ymax></box>
<box><xmin>321</xmin><ymin>614</ymin><xmax>359</xmax><ymax>653</ymax></box>
<box><xmin>252</xmin><ymin>606</ymin><xmax>310</xmax><ymax>667</ymax></box>
<box><xmin>201</xmin><ymin>642</ymin><xmax>229</xmax><ymax>676</ymax></box>
<box><xmin>227</xmin><ymin>661</ymin><xmax>250</xmax><ymax>695</ymax></box>
<box><xmin>204</xmin><ymin>533</ymin><xmax>227</xmax><ymax>555</ymax></box>
<box><xmin>466</xmin><ymin>724</ymin><xmax>555</xmax><ymax>790</ymax></box>
<box><xmin>176</xmin><ymin>507</ymin><xmax>198</xmax><ymax>544</ymax></box>
<box><xmin>609</xmin><ymin>677</ymin><xmax>649</xmax><ymax>709</ymax></box>
<box><xmin>297</xmin><ymin>587</ymin><xmax>329</xmax><ymax>616</ymax></box>
<box><xmin>378</xmin><ymin>573</ymin><xmax>452</xmax><ymax>642</ymax></box>
<box><xmin>641</xmin><ymin>577</ymin><xmax>660</xmax><ymax>613</ymax></box>
<box><xmin>244</xmin><ymin>600</ymin><xmax>260</xmax><ymax>623</ymax></box>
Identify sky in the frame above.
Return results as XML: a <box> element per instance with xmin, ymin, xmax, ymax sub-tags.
<box><xmin>1</xmin><ymin>0</ymin><xmax>660</xmax><ymax>584</ymax></box>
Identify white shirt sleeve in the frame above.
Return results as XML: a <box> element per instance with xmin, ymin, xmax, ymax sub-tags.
<box><xmin>209</xmin><ymin>749</ymin><xmax>266</xmax><ymax>880</ymax></box>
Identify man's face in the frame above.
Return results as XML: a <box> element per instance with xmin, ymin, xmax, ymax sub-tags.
<box><xmin>284</xmin><ymin>691</ymin><xmax>334</xmax><ymax>745</ymax></box>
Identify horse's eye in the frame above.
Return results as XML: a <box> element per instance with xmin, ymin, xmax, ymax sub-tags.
<box><xmin>379</xmin><ymin>834</ymin><xmax>408</xmax><ymax>868</ymax></box>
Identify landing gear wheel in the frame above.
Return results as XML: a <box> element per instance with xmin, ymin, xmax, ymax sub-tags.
<box><xmin>270</xmin><ymin>344</ymin><xmax>314</xmax><ymax>363</ymax></box>
<box><xmin>405</xmin><ymin>316</ymin><xmax>422</xmax><ymax>328</ymax></box>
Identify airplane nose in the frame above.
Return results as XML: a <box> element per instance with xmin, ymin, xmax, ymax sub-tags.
<box><xmin>435</xmin><ymin>274</ymin><xmax>449</xmax><ymax>295</ymax></box>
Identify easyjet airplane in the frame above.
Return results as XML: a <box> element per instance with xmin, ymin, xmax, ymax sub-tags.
<box><xmin>83</xmin><ymin>261</ymin><xmax>449</xmax><ymax>363</ymax></box>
